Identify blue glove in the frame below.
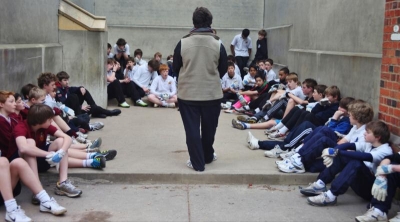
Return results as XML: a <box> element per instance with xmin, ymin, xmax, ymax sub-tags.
<box><xmin>375</xmin><ymin>165</ymin><xmax>393</xmax><ymax>176</ymax></box>
<box><xmin>322</xmin><ymin>148</ymin><xmax>338</xmax><ymax>157</ymax></box>
<box><xmin>371</xmin><ymin>176</ymin><xmax>388</xmax><ymax>202</ymax></box>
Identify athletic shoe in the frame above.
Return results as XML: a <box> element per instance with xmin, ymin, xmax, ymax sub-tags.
<box><xmin>166</xmin><ymin>103</ymin><xmax>175</xmax><ymax>108</ymax></box>
<box><xmin>390</xmin><ymin>212</ymin><xmax>400</xmax><ymax>222</ymax></box>
<box><xmin>31</xmin><ymin>194</ymin><xmax>40</xmax><ymax>205</ymax></box>
<box><xmin>89</xmin><ymin>122</ymin><xmax>104</xmax><ymax>131</ymax></box>
<box><xmin>275</xmin><ymin>158</ymin><xmax>291</xmax><ymax>166</ymax></box>
<box><xmin>55</xmin><ymin>180</ymin><xmax>83</xmax><ymax>197</ymax></box>
<box><xmin>76</xmin><ymin>131</ymin><xmax>88</xmax><ymax>139</ymax></box>
<box><xmin>40</xmin><ymin>197</ymin><xmax>67</xmax><ymax>215</ymax></box>
<box><xmin>221</xmin><ymin>103</ymin><xmax>230</xmax><ymax>110</ymax></box>
<box><xmin>237</xmin><ymin>115</ymin><xmax>257</xmax><ymax>123</ymax></box>
<box><xmin>119</xmin><ymin>101</ymin><xmax>130</xmax><ymax>108</ymax></box>
<box><xmin>186</xmin><ymin>160</ymin><xmax>193</xmax><ymax>169</ymax></box>
<box><xmin>247</xmin><ymin>132</ymin><xmax>259</xmax><ymax>150</ymax></box>
<box><xmin>100</xmin><ymin>150</ymin><xmax>117</xmax><ymax>161</ymax></box>
<box><xmin>110</xmin><ymin>109</ymin><xmax>121</xmax><ymax>116</ymax></box>
<box><xmin>264</xmin><ymin>127</ymin><xmax>277</xmax><ymax>135</ymax></box>
<box><xmin>307</xmin><ymin>192</ymin><xmax>337</xmax><ymax>206</ymax></box>
<box><xmin>355</xmin><ymin>207</ymin><xmax>387</xmax><ymax>222</ymax></box>
<box><xmin>279</xmin><ymin>150</ymin><xmax>296</xmax><ymax>159</ymax></box>
<box><xmin>136</xmin><ymin>100</ymin><xmax>148</xmax><ymax>107</ymax></box>
<box><xmin>86</xmin><ymin>147</ymin><xmax>100</xmax><ymax>153</ymax></box>
<box><xmin>277</xmin><ymin>160</ymin><xmax>305</xmax><ymax>173</ymax></box>
<box><xmin>235</xmin><ymin>107</ymin><xmax>246</xmax><ymax>113</ymax></box>
<box><xmin>91</xmin><ymin>155</ymin><xmax>106</xmax><ymax>169</ymax></box>
<box><xmin>6</xmin><ymin>206</ymin><xmax>32</xmax><ymax>222</ymax></box>
<box><xmin>299</xmin><ymin>182</ymin><xmax>327</xmax><ymax>196</ymax></box>
<box><xmin>154</xmin><ymin>103</ymin><xmax>159</xmax><ymax>108</ymax></box>
<box><xmin>75</xmin><ymin>134</ymin><xmax>87</xmax><ymax>144</ymax></box>
<box><xmin>264</xmin><ymin>145</ymin><xmax>288</xmax><ymax>158</ymax></box>
<box><xmin>213</xmin><ymin>153</ymin><xmax>218</xmax><ymax>161</ymax></box>
<box><xmin>243</xmin><ymin>67</ymin><xmax>249</xmax><ymax>73</ymax></box>
<box><xmin>267</xmin><ymin>132</ymin><xmax>286</xmax><ymax>141</ymax></box>
<box><xmin>232</xmin><ymin>119</ymin><xmax>246</xmax><ymax>130</ymax></box>
<box><xmin>88</xmin><ymin>138</ymin><xmax>102</xmax><ymax>148</ymax></box>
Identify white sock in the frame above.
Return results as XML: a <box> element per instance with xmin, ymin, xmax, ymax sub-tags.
<box><xmin>162</xmin><ymin>101</ymin><xmax>167</xmax><ymax>107</ymax></box>
<box><xmin>316</xmin><ymin>179</ymin><xmax>325</xmax><ymax>187</ymax></box>
<box><xmin>4</xmin><ymin>199</ymin><xmax>17</xmax><ymax>212</ymax></box>
<box><xmin>373</xmin><ymin>207</ymin><xmax>384</xmax><ymax>216</ymax></box>
<box><xmin>36</xmin><ymin>190</ymin><xmax>51</xmax><ymax>203</ymax></box>
<box><xmin>83</xmin><ymin>159</ymin><xmax>94</xmax><ymax>167</ymax></box>
<box><xmin>244</xmin><ymin>123</ymin><xmax>251</xmax><ymax>129</ymax></box>
<box><xmin>326</xmin><ymin>190</ymin><xmax>336</xmax><ymax>200</ymax></box>
<box><xmin>87</xmin><ymin>153</ymin><xmax>98</xmax><ymax>159</ymax></box>
<box><xmin>278</xmin><ymin>126</ymin><xmax>289</xmax><ymax>134</ymax></box>
<box><xmin>275</xmin><ymin>122</ymin><xmax>284</xmax><ymax>129</ymax></box>
<box><xmin>263</xmin><ymin>114</ymin><xmax>269</xmax><ymax>121</ymax></box>
<box><xmin>255</xmin><ymin>108</ymin><xmax>260</xmax><ymax>113</ymax></box>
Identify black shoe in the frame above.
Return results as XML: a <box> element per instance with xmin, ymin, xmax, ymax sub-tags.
<box><xmin>92</xmin><ymin>114</ymin><xmax>107</xmax><ymax>118</ymax></box>
<box><xmin>100</xmin><ymin>150</ymin><xmax>117</xmax><ymax>161</ymax></box>
<box><xmin>109</xmin><ymin>109</ymin><xmax>121</xmax><ymax>116</ymax></box>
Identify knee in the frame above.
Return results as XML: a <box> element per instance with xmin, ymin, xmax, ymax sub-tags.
<box><xmin>9</xmin><ymin>158</ymin><xmax>28</xmax><ymax>170</ymax></box>
<box><xmin>288</xmin><ymin>98</ymin><xmax>295</xmax><ymax>105</ymax></box>
<box><xmin>0</xmin><ymin>157</ymin><xmax>10</xmax><ymax>169</ymax></box>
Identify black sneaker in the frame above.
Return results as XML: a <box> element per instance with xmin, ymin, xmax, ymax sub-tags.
<box><xmin>91</xmin><ymin>155</ymin><xmax>106</xmax><ymax>169</ymax></box>
<box><xmin>31</xmin><ymin>194</ymin><xmax>40</xmax><ymax>205</ymax></box>
<box><xmin>101</xmin><ymin>150</ymin><xmax>117</xmax><ymax>161</ymax></box>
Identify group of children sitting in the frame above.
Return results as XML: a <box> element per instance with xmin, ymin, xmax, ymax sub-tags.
<box><xmin>0</xmin><ymin>71</ymin><xmax>119</xmax><ymax>221</ymax></box>
<box><xmin>221</xmin><ymin>58</ymin><xmax>400</xmax><ymax>221</ymax></box>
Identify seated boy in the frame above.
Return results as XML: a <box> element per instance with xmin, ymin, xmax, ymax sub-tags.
<box><xmin>221</xmin><ymin>62</ymin><xmax>243</xmax><ymax>104</ymax></box>
<box><xmin>264</xmin><ymin>59</ymin><xmax>276</xmax><ymax>82</ymax></box>
<box><xmin>106</xmin><ymin>58</ymin><xmax>131</xmax><ymax>108</ymax></box>
<box><xmin>242</xmin><ymin>64</ymin><xmax>257</xmax><ymax>91</ymax></box>
<box><xmin>133</xmin><ymin>48</ymin><xmax>147</xmax><ymax>66</ymax></box>
<box><xmin>107</xmin><ymin>43</ymin><xmax>114</xmax><ymax>59</ymax></box>
<box><xmin>355</xmin><ymin>152</ymin><xmax>400</xmax><ymax>222</ymax></box>
<box><xmin>56</xmin><ymin>71</ymin><xmax>121</xmax><ymax>118</ymax></box>
<box><xmin>148</xmin><ymin>64</ymin><xmax>177</xmax><ymax>108</ymax></box>
<box><xmin>113</xmin><ymin>38</ymin><xmax>130</xmax><ymax>68</ymax></box>
<box><xmin>227</xmin><ymin>55</ymin><xmax>241</xmax><ymax>77</ymax></box>
<box><xmin>131</xmin><ymin>59</ymin><xmax>160</xmax><ymax>107</ymax></box>
<box><xmin>300</xmin><ymin>120</ymin><xmax>392</xmax><ymax>207</ymax></box>
<box><xmin>0</xmin><ymin>91</ymin><xmax>66</xmax><ymax>217</ymax></box>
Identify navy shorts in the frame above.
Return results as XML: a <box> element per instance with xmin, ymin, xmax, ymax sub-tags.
<box><xmin>37</xmin><ymin>143</ymin><xmax>51</xmax><ymax>173</ymax></box>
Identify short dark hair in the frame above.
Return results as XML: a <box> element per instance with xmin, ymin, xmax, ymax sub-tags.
<box><xmin>27</xmin><ymin>104</ymin><xmax>54</xmax><ymax>126</ymax></box>
<box><xmin>302</xmin><ymin>78</ymin><xmax>318</xmax><ymax>89</ymax></box>
<box><xmin>107</xmin><ymin>43</ymin><xmax>112</xmax><ymax>49</ymax></box>
<box><xmin>21</xmin><ymin>83</ymin><xmax>37</xmax><ymax>100</ymax></box>
<box><xmin>249</xmin><ymin>64</ymin><xmax>257</xmax><ymax>72</ymax></box>
<box><xmin>366</xmin><ymin>121</ymin><xmax>391</xmax><ymax>144</ymax></box>
<box><xmin>265</xmin><ymin>58</ymin><xmax>273</xmax><ymax>66</ymax></box>
<box><xmin>339</xmin><ymin>97</ymin><xmax>355</xmax><ymax>110</ymax></box>
<box><xmin>325</xmin><ymin>85</ymin><xmax>341</xmax><ymax>100</ymax></box>
<box><xmin>167</xmin><ymin>55</ymin><xmax>173</xmax><ymax>60</ymax></box>
<box><xmin>348</xmin><ymin>100</ymin><xmax>374</xmax><ymax>125</ymax></box>
<box><xmin>116</xmin><ymin>38</ymin><xmax>126</xmax><ymax>46</ymax></box>
<box><xmin>14</xmin><ymin>93</ymin><xmax>22</xmax><ymax>101</ymax></box>
<box><xmin>227</xmin><ymin>61</ymin><xmax>235</xmax><ymax>69</ymax></box>
<box><xmin>279</xmin><ymin>67</ymin><xmax>290</xmax><ymax>75</ymax></box>
<box><xmin>37</xmin><ymin>73</ymin><xmax>57</xmax><ymax>89</ymax></box>
<box><xmin>256</xmin><ymin>70</ymin><xmax>266</xmax><ymax>80</ymax></box>
<box><xmin>227</xmin><ymin>55</ymin><xmax>236</xmax><ymax>63</ymax></box>
<box><xmin>134</xmin><ymin>49</ymin><xmax>143</xmax><ymax>57</ymax></box>
<box><xmin>192</xmin><ymin>7</ymin><xmax>213</xmax><ymax>28</ymax></box>
<box><xmin>314</xmin><ymin>85</ymin><xmax>327</xmax><ymax>97</ymax></box>
<box><xmin>56</xmin><ymin>71</ymin><xmax>70</xmax><ymax>81</ymax></box>
<box><xmin>147</xmin><ymin>59</ymin><xmax>160</xmax><ymax>71</ymax></box>
<box><xmin>258</xmin><ymin>29</ymin><xmax>267</xmax><ymax>37</ymax></box>
<box><xmin>242</xmin><ymin>29</ymin><xmax>250</xmax><ymax>38</ymax></box>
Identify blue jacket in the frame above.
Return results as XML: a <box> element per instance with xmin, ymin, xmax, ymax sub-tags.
<box><xmin>311</xmin><ymin>102</ymin><xmax>340</xmax><ymax>125</ymax></box>
<box><xmin>327</xmin><ymin>116</ymin><xmax>351</xmax><ymax>134</ymax></box>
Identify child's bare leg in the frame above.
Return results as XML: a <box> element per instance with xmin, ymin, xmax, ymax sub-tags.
<box><xmin>10</xmin><ymin>158</ymin><xmax>43</xmax><ymax>194</ymax></box>
<box><xmin>167</xmin><ymin>95</ymin><xmax>178</xmax><ymax>104</ymax></box>
<box><xmin>147</xmin><ymin>94</ymin><xmax>163</xmax><ymax>106</ymax></box>
<box><xmin>52</xmin><ymin>115</ymin><xmax>71</xmax><ymax>132</ymax></box>
<box><xmin>270</xmin><ymin>90</ymin><xmax>285</xmax><ymax>102</ymax></box>
<box><xmin>0</xmin><ymin>157</ymin><xmax>14</xmax><ymax>201</ymax></box>
<box><xmin>283</xmin><ymin>98</ymin><xmax>296</xmax><ymax>117</ymax></box>
<box><xmin>248</xmin><ymin>119</ymin><xmax>277</xmax><ymax>129</ymax></box>
<box><xmin>68</xmin><ymin>149</ymin><xmax>89</xmax><ymax>159</ymax></box>
<box><xmin>48</xmin><ymin>139</ymin><xmax>69</xmax><ymax>182</ymax></box>
<box><xmin>70</xmin><ymin>143</ymin><xmax>87</xmax><ymax>150</ymax></box>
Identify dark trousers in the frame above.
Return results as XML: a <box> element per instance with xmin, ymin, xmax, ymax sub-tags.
<box><xmin>248</xmin><ymin>93</ymin><xmax>271</xmax><ymax>110</ymax></box>
<box><xmin>282</xmin><ymin>107</ymin><xmax>323</xmax><ymax>131</ymax></box>
<box><xmin>121</xmin><ymin>82</ymin><xmax>136</xmax><ymax>102</ymax></box>
<box><xmin>68</xmin><ymin>89</ymin><xmax>105</xmax><ymax>116</ymax></box>
<box><xmin>298</xmin><ymin>126</ymin><xmax>338</xmax><ymax>172</ymax></box>
<box><xmin>107</xmin><ymin>80</ymin><xmax>126</xmax><ymax>104</ymax></box>
<box><xmin>283</xmin><ymin>121</ymin><xmax>316</xmax><ymax>149</ymax></box>
<box><xmin>64</xmin><ymin>94</ymin><xmax>81</xmax><ymax>115</ymax></box>
<box><xmin>131</xmin><ymin>82</ymin><xmax>146</xmax><ymax>102</ymax></box>
<box><xmin>318</xmin><ymin>156</ymin><xmax>375</xmax><ymax>200</ymax></box>
<box><xmin>222</xmin><ymin>92</ymin><xmax>238</xmax><ymax>104</ymax></box>
<box><xmin>235</xmin><ymin>56</ymin><xmax>249</xmax><ymax>79</ymax></box>
<box><xmin>178</xmin><ymin>100</ymin><xmax>221</xmax><ymax>171</ymax></box>
<box><xmin>372</xmin><ymin>172</ymin><xmax>400</xmax><ymax>213</ymax></box>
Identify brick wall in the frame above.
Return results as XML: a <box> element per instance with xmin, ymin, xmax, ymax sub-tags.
<box><xmin>380</xmin><ymin>0</ymin><xmax>400</xmax><ymax>136</ymax></box>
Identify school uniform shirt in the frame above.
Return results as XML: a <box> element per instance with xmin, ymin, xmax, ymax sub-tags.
<box><xmin>0</xmin><ymin>114</ymin><xmax>20</xmax><ymax>159</ymax></box>
<box><xmin>136</xmin><ymin>58</ymin><xmax>148</xmax><ymax>67</ymax></box>
<box><xmin>150</xmin><ymin>75</ymin><xmax>177</xmax><ymax>96</ymax></box>
<box><xmin>286</xmin><ymin>86</ymin><xmax>306</xmax><ymax>100</ymax></box>
<box><xmin>107</xmin><ymin>53</ymin><xmax>114</xmax><ymax>59</ymax></box>
<box><xmin>221</xmin><ymin>73</ymin><xmax>244</xmax><ymax>92</ymax></box>
<box><xmin>327</xmin><ymin>116</ymin><xmax>352</xmax><ymax>135</ymax></box>
<box><xmin>124</xmin><ymin>65</ymin><xmax>139</xmax><ymax>80</ymax></box>
<box><xmin>265</xmin><ymin>69</ymin><xmax>276</xmax><ymax>82</ymax></box>
<box><xmin>235</xmin><ymin>64</ymin><xmax>241</xmax><ymax>76</ymax></box>
<box><xmin>13</xmin><ymin>120</ymin><xmax>57</xmax><ymax>150</ymax></box>
<box><xmin>44</xmin><ymin>94</ymin><xmax>56</xmax><ymax>108</ymax></box>
<box><xmin>243</xmin><ymin>73</ymin><xmax>256</xmax><ymax>87</ymax></box>
<box><xmin>344</xmin><ymin>124</ymin><xmax>366</xmax><ymax>143</ymax></box>
<box><xmin>113</xmin><ymin>44</ymin><xmax>130</xmax><ymax>56</ymax></box>
<box><xmin>231</xmin><ymin>34</ymin><xmax>252</xmax><ymax>57</ymax></box>
<box><xmin>132</xmin><ymin>65</ymin><xmax>158</xmax><ymax>88</ymax></box>
<box><xmin>354</xmin><ymin>142</ymin><xmax>393</xmax><ymax>174</ymax></box>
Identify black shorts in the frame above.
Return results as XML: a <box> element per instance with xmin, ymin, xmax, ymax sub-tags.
<box><xmin>37</xmin><ymin>143</ymin><xmax>51</xmax><ymax>173</ymax></box>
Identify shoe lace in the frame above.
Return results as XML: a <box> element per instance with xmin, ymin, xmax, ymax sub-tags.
<box><xmin>63</xmin><ymin>180</ymin><xmax>77</xmax><ymax>190</ymax></box>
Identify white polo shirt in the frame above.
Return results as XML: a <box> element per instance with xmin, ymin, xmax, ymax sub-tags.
<box><xmin>113</xmin><ymin>44</ymin><xmax>130</xmax><ymax>56</ymax></box>
<box><xmin>231</xmin><ymin>34</ymin><xmax>252</xmax><ymax>57</ymax></box>
<box><xmin>344</xmin><ymin>125</ymin><xmax>366</xmax><ymax>143</ymax></box>
<box><xmin>132</xmin><ymin>65</ymin><xmax>158</xmax><ymax>88</ymax></box>
<box><xmin>150</xmin><ymin>75</ymin><xmax>177</xmax><ymax>96</ymax></box>
<box><xmin>221</xmin><ymin>73</ymin><xmax>243</xmax><ymax>92</ymax></box>
<box><xmin>354</xmin><ymin>142</ymin><xmax>393</xmax><ymax>174</ymax></box>
<box><xmin>266</xmin><ymin>69</ymin><xmax>276</xmax><ymax>82</ymax></box>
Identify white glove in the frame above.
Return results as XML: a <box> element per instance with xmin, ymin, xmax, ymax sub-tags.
<box><xmin>322</xmin><ymin>156</ymin><xmax>334</xmax><ymax>167</ymax></box>
<box><xmin>59</xmin><ymin>104</ymin><xmax>75</xmax><ymax>117</ymax></box>
<box><xmin>375</xmin><ymin>165</ymin><xmax>394</xmax><ymax>176</ymax></box>
<box><xmin>321</xmin><ymin>148</ymin><xmax>338</xmax><ymax>157</ymax></box>
<box><xmin>371</xmin><ymin>176</ymin><xmax>388</xmax><ymax>202</ymax></box>
<box><xmin>319</xmin><ymin>98</ymin><xmax>330</xmax><ymax>106</ymax></box>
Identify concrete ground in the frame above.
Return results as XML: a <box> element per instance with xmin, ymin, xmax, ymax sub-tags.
<box><xmin>2</xmin><ymin>103</ymin><xmax>399</xmax><ymax>221</ymax></box>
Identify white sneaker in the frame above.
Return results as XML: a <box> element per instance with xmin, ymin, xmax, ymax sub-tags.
<box><xmin>186</xmin><ymin>160</ymin><xmax>193</xmax><ymax>169</ymax></box>
<box><xmin>166</xmin><ymin>103</ymin><xmax>176</xmax><ymax>108</ymax></box>
<box><xmin>89</xmin><ymin>122</ymin><xmax>104</xmax><ymax>131</ymax></box>
<box><xmin>278</xmin><ymin>160</ymin><xmax>305</xmax><ymax>173</ymax></box>
<box><xmin>289</xmin><ymin>153</ymin><xmax>304</xmax><ymax>169</ymax></box>
<box><xmin>264</xmin><ymin>127</ymin><xmax>277</xmax><ymax>135</ymax></box>
<box><xmin>264</xmin><ymin>145</ymin><xmax>288</xmax><ymax>158</ymax></box>
<box><xmin>355</xmin><ymin>207</ymin><xmax>387</xmax><ymax>222</ymax></box>
<box><xmin>307</xmin><ymin>192</ymin><xmax>337</xmax><ymax>206</ymax></box>
<box><xmin>275</xmin><ymin>158</ymin><xmax>291</xmax><ymax>166</ymax></box>
<box><xmin>76</xmin><ymin>131</ymin><xmax>88</xmax><ymax>139</ymax></box>
<box><xmin>247</xmin><ymin>132</ymin><xmax>259</xmax><ymax>150</ymax></box>
<box><xmin>213</xmin><ymin>153</ymin><xmax>218</xmax><ymax>161</ymax></box>
<box><xmin>5</xmin><ymin>206</ymin><xmax>32</xmax><ymax>222</ymax></box>
<box><xmin>279</xmin><ymin>150</ymin><xmax>296</xmax><ymax>159</ymax></box>
<box><xmin>40</xmin><ymin>197</ymin><xmax>67</xmax><ymax>215</ymax></box>
<box><xmin>390</xmin><ymin>212</ymin><xmax>400</xmax><ymax>222</ymax></box>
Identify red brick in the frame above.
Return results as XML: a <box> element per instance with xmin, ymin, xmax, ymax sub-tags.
<box><xmin>388</xmin><ymin>49</ymin><xmax>395</xmax><ymax>57</ymax></box>
<box><xmin>381</xmin><ymin>88</ymin><xmax>391</xmax><ymax>97</ymax></box>
<box><xmin>384</xmin><ymin>26</ymin><xmax>393</xmax><ymax>33</ymax></box>
<box><xmin>395</xmin><ymin>9</ymin><xmax>400</xmax><ymax>16</ymax></box>
<box><xmin>380</xmin><ymin>104</ymin><xmax>389</xmax><ymax>113</ymax></box>
<box><xmin>394</xmin><ymin>66</ymin><xmax>400</xmax><ymax>73</ymax></box>
<box><xmin>390</xmin><ymin>90</ymin><xmax>396</xmax><ymax>97</ymax></box>
<box><xmin>391</xmin><ymin>57</ymin><xmax>398</xmax><ymax>64</ymax></box>
<box><xmin>381</xmin><ymin>73</ymin><xmax>391</xmax><ymax>80</ymax></box>
<box><xmin>387</xmin><ymin>81</ymin><xmax>393</xmax><ymax>89</ymax></box>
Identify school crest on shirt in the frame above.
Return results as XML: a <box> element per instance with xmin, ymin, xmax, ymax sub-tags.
<box><xmin>168</xmin><ymin>81</ymin><xmax>171</xmax><ymax>84</ymax></box>
<box><xmin>39</xmin><ymin>132</ymin><xmax>45</xmax><ymax>142</ymax></box>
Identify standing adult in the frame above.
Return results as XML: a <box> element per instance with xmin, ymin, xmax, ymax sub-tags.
<box><xmin>173</xmin><ymin>7</ymin><xmax>228</xmax><ymax>171</ymax></box>
<box><xmin>230</xmin><ymin>29</ymin><xmax>252</xmax><ymax>79</ymax></box>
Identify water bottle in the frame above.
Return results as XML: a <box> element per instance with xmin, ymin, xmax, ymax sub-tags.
<box><xmin>237</xmin><ymin>93</ymin><xmax>247</xmax><ymax>106</ymax></box>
